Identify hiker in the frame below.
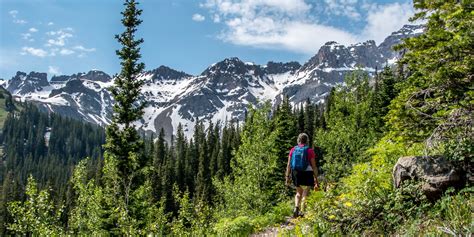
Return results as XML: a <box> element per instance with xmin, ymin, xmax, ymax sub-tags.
<box><xmin>285</xmin><ymin>133</ymin><xmax>319</xmax><ymax>218</ymax></box>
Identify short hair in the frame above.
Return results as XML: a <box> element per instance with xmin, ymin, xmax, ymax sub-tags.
<box><xmin>297</xmin><ymin>133</ymin><xmax>309</xmax><ymax>145</ymax></box>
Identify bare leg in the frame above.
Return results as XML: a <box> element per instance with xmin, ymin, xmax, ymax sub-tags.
<box><xmin>294</xmin><ymin>187</ymin><xmax>304</xmax><ymax>217</ymax></box>
<box><xmin>301</xmin><ymin>186</ymin><xmax>310</xmax><ymax>212</ymax></box>
<box><xmin>295</xmin><ymin>187</ymin><xmax>304</xmax><ymax>209</ymax></box>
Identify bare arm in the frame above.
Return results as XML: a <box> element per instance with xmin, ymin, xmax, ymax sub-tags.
<box><xmin>285</xmin><ymin>153</ymin><xmax>291</xmax><ymax>178</ymax></box>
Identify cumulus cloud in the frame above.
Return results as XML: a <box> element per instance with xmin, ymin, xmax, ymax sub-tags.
<box><xmin>9</xmin><ymin>9</ymin><xmax>28</xmax><ymax>24</ymax></box>
<box><xmin>192</xmin><ymin>13</ymin><xmax>206</xmax><ymax>22</ymax></box>
<box><xmin>361</xmin><ymin>2</ymin><xmax>415</xmax><ymax>43</ymax></box>
<box><xmin>21</xmin><ymin>47</ymin><xmax>48</xmax><ymax>57</ymax></box>
<box><xmin>46</xmin><ymin>28</ymin><xmax>74</xmax><ymax>47</ymax></box>
<box><xmin>21</xmin><ymin>33</ymin><xmax>32</xmax><ymax>40</ymax></box>
<box><xmin>324</xmin><ymin>0</ymin><xmax>361</xmax><ymax>20</ymax></box>
<box><xmin>48</xmin><ymin>66</ymin><xmax>61</xmax><ymax>75</ymax></box>
<box><xmin>9</xmin><ymin>10</ymin><xmax>18</xmax><ymax>17</ymax></box>
<box><xmin>202</xmin><ymin>0</ymin><xmax>415</xmax><ymax>54</ymax></box>
<box><xmin>60</xmin><ymin>48</ymin><xmax>75</xmax><ymax>55</ymax></box>
<box><xmin>74</xmin><ymin>45</ymin><xmax>96</xmax><ymax>52</ymax></box>
<box><xmin>18</xmin><ymin>26</ymin><xmax>95</xmax><ymax>59</ymax></box>
<box><xmin>203</xmin><ymin>0</ymin><xmax>358</xmax><ymax>53</ymax></box>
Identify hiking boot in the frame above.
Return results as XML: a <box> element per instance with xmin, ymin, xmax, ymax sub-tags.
<box><xmin>293</xmin><ymin>207</ymin><xmax>299</xmax><ymax>218</ymax></box>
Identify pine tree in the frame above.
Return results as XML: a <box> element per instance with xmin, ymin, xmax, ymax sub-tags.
<box><xmin>272</xmin><ymin>96</ymin><xmax>296</xmax><ymax>191</ymax></box>
<box><xmin>297</xmin><ymin>103</ymin><xmax>305</xmax><ymax>133</ymax></box>
<box><xmin>174</xmin><ymin>124</ymin><xmax>186</xmax><ymax>192</ymax></box>
<box><xmin>152</xmin><ymin>128</ymin><xmax>165</xmax><ymax>201</ymax></box>
<box><xmin>215</xmin><ymin>103</ymin><xmax>281</xmax><ymax>217</ymax></box>
<box><xmin>389</xmin><ymin>0</ymin><xmax>473</xmax><ymax>157</ymax></box>
<box><xmin>304</xmin><ymin>98</ymin><xmax>314</xmax><ymax>144</ymax></box>
<box><xmin>100</xmin><ymin>0</ymin><xmax>148</xmax><ymax>232</ymax></box>
<box><xmin>184</xmin><ymin>138</ymin><xmax>197</xmax><ymax>195</ymax></box>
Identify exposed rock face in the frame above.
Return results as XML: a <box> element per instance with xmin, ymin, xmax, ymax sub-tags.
<box><xmin>7</xmin><ymin>71</ymin><xmax>49</xmax><ymax>95</ymax></box>
<box><xmin>150</xmin><ymin>66</ymin><xmax>191</xmax><ymax>81</ymax></box>
<box><xmin>264</xmin><ymin>61</ymin><xmax>301</xmax><ymax>74</ymax></box>
<box><xmin>393</xmin><ymin>156</ymin><xmax>464</xmax><ymax>200</ymax></box>
<box><xmin>3</xmin><ymin>24</ymin><xmax>425</xmax><ymax>138</ymax></box>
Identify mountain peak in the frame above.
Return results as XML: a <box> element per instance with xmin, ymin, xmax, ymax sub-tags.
<box><xmin>201</xmin><ymin>57</ymin><xmax>253</xmax><ymax>76</ymax></box>
<box><xmin>81</xmin><ymin>70</ymin><xmax>112</xmax><ymax>82</ymax></box>
<box><xmin>391</xmin><ymin>24</ymin><xmax>425</xmax><ymax>36</ymax></box>
<box><xmin>324</xmin><ymin>41</ymin><xmax>340</xmax><ymax>46</ymax></box>
<box><xmin>149</xmin><ymin>65</ymin><xmax>191</xmax><ymax>81</ymax></box>
<box><xmin>6</xmin><ymin>71</ymin><xmax>49</xmax><ymax>95</ymax></box>
<box><xmin>378</xmin><ymin>24</ymin><xmax>425</xmax><ymax>59</ymax></box>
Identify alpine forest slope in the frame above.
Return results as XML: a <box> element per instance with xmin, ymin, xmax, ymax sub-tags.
<box><xmin>2</xmin><ymin>0</ymin><xmax>473</xmax><ymax>236</ymax></box>
<box><xmin>0</xmin><ymin>86</ymin><xmax>19</xmax><ymax>129</ymax></box>
<box><xmin>3</xmin><ymin>25</ymin><xmax>424</xmax><ymax>139</ymax></box>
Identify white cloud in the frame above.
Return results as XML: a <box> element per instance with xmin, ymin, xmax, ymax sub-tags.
<box><xmin>13</xmin><ymin>19</ymin><xmax>28</xmax><ymax>24</ymax></box>
<box><xmin>29</xmin><ymin>28</ymin><xmax>38</xmax><ymax>33</ymax></box>
<box><xmin>48</xmin><ymin>66</ymin><xmax>61</xmax><ymax>75</ymax></box>
<box><xmin>46</xmin><ymin>29</ymin><xmax>74</xmax><ymax>47</ymax></box>
<box><xmin>203</xmin><ymin>0</ymin><xmax>415</xmax><ymax>54</ymax></box>
<box><xmin>21</xmin><ymin>47</ymin><xmax>48</xmax><ymax>57</ymax></box>
<box><xmin>324</xmin><ymin>0</ymin><xmax>361</xmax><ymax>20</ymax></box>
<box><xmin>213</xmin><ymin>14</ymin><xmax>221</xmax><ymax>23</ymax></box>
<box><xmin>21</xmin><ymin>33</ymin><xmax>32</xmax><ymax>40</ymax></box>
<box><xmin>9</xmin><ymin>10</ymin><xmax>18</xmax><ymax>17</ymax></box>
<box><xmin>203</xmin><ymin>0</ymin><xmax>357</xmax><ymax>54</ymax></box>
<box><xmin>60</xmin><ymin>48</ymin><xmax>75</xmax><ymax>55</ymax></box>
<box><xmin>203</xmin><ymin>0</ymin><xmax>311</xmax><ymax>16</ymax></box>
<box><xmin>362</xmin><ymin>2</ymin><xmax>414</xmax><ymax>43</ymax></box>
<box><xmin>9</xmin><ymin>10</ymin><xmax>27</xmax><ymax>24</ymax></box>
<box><xmin>220</xmin><ymin>19</ymin><xmax>357</xmax><ymax>53</ymax></box>
<box><xmin>48</xmin><ymin>22</ymin><xmax>54</xmax><ymax>26</ymax></box>
<box><xmin>192</xmin><ymin>13</ymin><xmax>206</xmax><ymax>22</ymax></box>
<box><xmin>74</xmin><ymin>45</ymin><xmax>96</xmax><ymax>52</ymax></box>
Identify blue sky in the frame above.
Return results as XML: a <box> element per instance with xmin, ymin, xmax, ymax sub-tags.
<box><xmin>0</xmin><ymin>0</ymin><xmax>415</xmax><ymax>79</ymax></box>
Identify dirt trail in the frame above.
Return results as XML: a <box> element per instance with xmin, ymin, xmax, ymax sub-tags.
<box><xmin>250</xmin><ymin>216</ymin><xmax>297</xmax><ymax>237</ymax></box>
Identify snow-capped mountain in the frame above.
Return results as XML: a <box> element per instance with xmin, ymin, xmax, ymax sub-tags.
<box><xmin>2</xmin><ymin>24</ymin><xmax>424</xmax><ymax>138</ymax></box>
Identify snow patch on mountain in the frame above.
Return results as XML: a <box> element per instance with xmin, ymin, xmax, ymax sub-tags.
<box><xmin>3</xmin><ymin>24</ymin><xmax>424</xmax><ymax>138</ymax></box>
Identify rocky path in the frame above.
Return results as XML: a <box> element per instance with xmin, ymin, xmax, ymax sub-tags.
<box><xmin>251</xmin><ymin>216</ymin><xmax>297</xmax><ymax>237</ymax></box>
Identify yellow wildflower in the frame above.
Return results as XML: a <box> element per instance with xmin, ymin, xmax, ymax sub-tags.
<box><xmin>329</xmin><ymin>215</ymin><xmax>336</xmax><ymax>220</ymax></box>
<box><xmin>344</xmin><ymin>202</ymin><xmax>353</xmax><ymax>207</ymax></box>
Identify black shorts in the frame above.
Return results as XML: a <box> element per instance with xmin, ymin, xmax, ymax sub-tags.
<box><xmin>291</xmin><ymin>170</ymin><xmax>315</xmax><ymax>187</ymax></box>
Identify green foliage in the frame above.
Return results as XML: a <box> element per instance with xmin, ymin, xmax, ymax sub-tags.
<box><xmin>98</xmin><ymin>0</ymin><xmax>152</xmax><ymax>233</ymax></box>
<box><xmin>3</xmin><ymin>1</ymin><xmax>472</xmax><ymax>235</ymax></box>
<box><xmin>289</xmin><ymin>137</ymin><xmax>426</xmax><ymax>235</ymax></box>
<box><xmin>0</xmin><ymin>86</ymin><xmax>18</xmax><ymax>128</ymax></box>
<box><xmin>213</xmin><ymin>202</ymin><xmax>291</xmax><ymax>236</ymax></box>
<box><xmin>0</xmin><ymin>103</ymin><xmax>104</xmax><ymax>234</ymax></box>
<box><xmin>389</xmin><ymin>0</ymin><xmax>473</xmax><ymax>147</ymax></box>
<box><xmin>69</xmin><ymin>159</ymin><xmax>106</xmax><ymax>234</ymax></box>
<box><xmin>315</xmin><ymin>71</ymin><xmax>385</xmax><ymax>181</ymax></box>
<box><xmin>397</xmin><ymin>187</ymin><xmax>473</xmax><ymax>236</ymax></box>
<box><xmin>215</xmin><ymin>102</ymin><xmax>282</xmax><ymax>218</ymax></box>
<box><xmin>214</xmin><ymin>216</ymin><xmax>254</xmax><ymax>236</ymax></box>
<box><xmin>7</xmin><ymin>176</ymin><xmax>63</xmax><ymax>235</ymax></box>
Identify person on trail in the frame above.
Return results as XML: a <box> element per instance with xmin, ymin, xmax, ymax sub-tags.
<box><xmin>285</xmin><ymin>133</ymin><xmax>319</xmax><ymax>218</ymax></box>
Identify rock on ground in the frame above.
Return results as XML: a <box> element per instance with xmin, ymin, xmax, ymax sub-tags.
<box><xmin>392</xmin><ymin>156</ymin><xmax>464</xmax><ymax>200</ymax></box>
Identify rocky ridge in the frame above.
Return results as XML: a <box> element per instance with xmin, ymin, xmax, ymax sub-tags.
<box><xmin>3</xmin><ymin>25</ymin><xmax>424</xmax><ymax>138</ymax></box>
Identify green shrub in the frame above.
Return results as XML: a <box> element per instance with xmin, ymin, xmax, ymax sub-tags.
<box><xmin>214</xmin><ymin>216</ymin><xmax>254</xmax><ymax>236</ymax></box>
<box><xmin>397</xmin><ymin>187</ymin><xmax>473</xmax><ymax>236</ymax></box>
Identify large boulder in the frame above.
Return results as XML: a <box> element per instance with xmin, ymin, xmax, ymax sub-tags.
<box><xmin>392</xmin><ymin>156</ymin><xmax>464</xmax><ymax>200</ymax></box>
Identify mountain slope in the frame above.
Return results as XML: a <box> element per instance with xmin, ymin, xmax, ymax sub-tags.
<box><xmin>3</xmin><ymin>24</ymin><xmax>424</xmax><ymax>138</ymax></box>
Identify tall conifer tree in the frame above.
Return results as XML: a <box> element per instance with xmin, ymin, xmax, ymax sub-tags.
<box><xmin>101</xmin><ymin>0</ymin><xmax>146</xmax><ymax>232</ymax></box>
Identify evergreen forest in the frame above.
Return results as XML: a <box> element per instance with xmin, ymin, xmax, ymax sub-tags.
<box><xmin>0</xmin><ymin>0</ymin><xmax>472</xmax><ymax>235</ymax></box>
